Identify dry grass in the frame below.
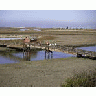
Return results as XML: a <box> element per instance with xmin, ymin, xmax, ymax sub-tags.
<box><xmin>0</xmin><ymin>58</ymin><xmax>96</xmax><ymax>87</ymax></box>
<box><xmin>0</xmin><ymin>28</ymin><xmax>96</xmax><ymax>47</ymax></box>
<box><xmin>55</xmin><ymin>34</ymin><xmax>96</xmax><ymax>46</ymax></box>
<box><xmin>0</xmin><ymin>39</ymin><xmax>23</xmax><ymax>45</ymax></box>
<box><xmin>38</xmin><ymin>35</ymin><xmax>56</xmax><ymax>41</ymax></box>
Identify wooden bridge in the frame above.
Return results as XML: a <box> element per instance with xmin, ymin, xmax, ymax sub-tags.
<box><xmin>1</xmin><ymin>43</ymin><xmax>96</xmax><ymax>60</ymax></box>
<box><xmin>0</xmin><ymin>37</ymin><xmax>96</xmax><ymax>60</ymax></box>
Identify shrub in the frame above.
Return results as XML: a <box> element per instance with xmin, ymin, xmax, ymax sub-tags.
<box><xmin>61</xmin><ymin>71</ymin><xmax>96</xmax><ymax>87</ymax></box>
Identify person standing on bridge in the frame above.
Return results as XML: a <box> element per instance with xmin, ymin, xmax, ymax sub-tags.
<box><xmin>24</xmin><ymin>37</ymin><xmax>30</xmax><ymax>43</ymax></box>
<box><xmin>23</xmin><ymin>37</ymin><xmax>31</xmax><ymax>50</ymax></box>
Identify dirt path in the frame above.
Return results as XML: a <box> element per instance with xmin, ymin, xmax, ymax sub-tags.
<box><xmin>0</xmin><ymin>57</ymin><xmax>96</xmax><ymax>87</ymax></box>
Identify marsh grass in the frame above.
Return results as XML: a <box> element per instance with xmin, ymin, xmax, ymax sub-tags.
<box><xmin>0</xmin><ymin>39</ymin><xmax>23</xmax><ymax>45</ymax></box>
<box><xmin>61</xmin><ymin>70</ymin><xmax>96</xmax><ymax>87</ymax></box>
<box><xmin>38</xmin><ymin>36</ymin><xmax>56</xmax><ymax>41</ymax></box>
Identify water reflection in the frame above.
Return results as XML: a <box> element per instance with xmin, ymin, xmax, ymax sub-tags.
<box><xmin>23</xmin><ymin>51</ymin><xmax>38</xmax><ymax>61</ymax></box>
<box><xmin>0</xmin><ymin>50</ymin><xmax>75</xmax><ymax>64</ymax></box>
<box><xmin>12</xmin><ymin>50</ymin><xmax>75</xmax><ymax>61</ymax></box>
<box><xmin>13</xmin><ymin>50</ymin><xmax>38</xmax><ymax>61</ymax></box>
<box><xmin>45</xmin><ymin>52</ymin><xmax>53</xmax><ymax>59</ymax></box>
<box><xmin>0</xmin><ymin>46</ymin><xmax>96</xmax><ymax>64</ymax></box>
<box><xmin>23</xmin><ymin>51</ymin><xmax>30</xmax><ymax>61</ymax></box>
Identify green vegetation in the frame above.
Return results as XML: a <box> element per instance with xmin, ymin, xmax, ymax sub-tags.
<box><xmin>61</xmin><ymin>70</ymin><xmax>96</xmax><ymax>87</ymax></box>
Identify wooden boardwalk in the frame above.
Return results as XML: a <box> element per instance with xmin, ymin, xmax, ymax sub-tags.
<box><xmin>0</xmin><ymin>43</ymin><xmax>96</xmax><ymax>60</ymax></box>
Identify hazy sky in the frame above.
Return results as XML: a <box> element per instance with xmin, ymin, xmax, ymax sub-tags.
<box><xmin>0</xmin><ymin>10</ymin><xmax>96</xmax><ymax>28</ymax></box>
<box><xmin>0</xmin><ymin>10</ymin><xmax>96</xmax><ymax>22</ymax></box>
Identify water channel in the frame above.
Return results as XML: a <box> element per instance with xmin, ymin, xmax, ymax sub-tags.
<box><xmin>0</xmin><ymin>50</ymin><xmax>75</xmax><ymax>64</ymax></box>
<box><xmin>77</xmin><ymin>46</ymin><xmax>96</xmax><ymax>52</ymax></box>
<box><xmin>0</xmin><ymin>38</ymin><xmax>22</xmax><ymax>40</ymax></box>
<box><xmin>0</xmin><ymin>37</ymin><xmax>96</xmax><ymax>64</ymax></box>
<box><xmin>0</xmin><ymin>45</ymin><xmax>96</xmax><ymax>64</ymax></box>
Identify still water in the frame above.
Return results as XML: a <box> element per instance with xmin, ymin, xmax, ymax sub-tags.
<box><xmin>0</xmin><ymin>50</ymin><xmax>75</xmax><ymax>64</ymax></box>
<box><xmin>0</xmin><ymin>38</ymin><xmax>22</xmax><ymax>40</ymax></box>
<box><xmin>0</xmin><ymin>55</ymin><xmax>19</xmax><ymax>64</ymax></box>
<box><xmin>77</xmin><ymin>46</ymin><xmax>96</xmax><ymax>52</ymax></box>
<box><xmin>0</xmin><ymin>46</ymin><xmax>96</xmax><ymax>64</ymax></box>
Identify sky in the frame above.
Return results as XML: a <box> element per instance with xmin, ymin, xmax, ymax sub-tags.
<box><xmin>0</xmin><ymin>10</ymin><xmax>96</xmax><ymax>28</ymax></box>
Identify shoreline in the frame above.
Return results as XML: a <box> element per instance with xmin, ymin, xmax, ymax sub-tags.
<box><xmin>0</xmin><ymin>57</ymin><xmax>96</xmax><ymax>87</ymax></box>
